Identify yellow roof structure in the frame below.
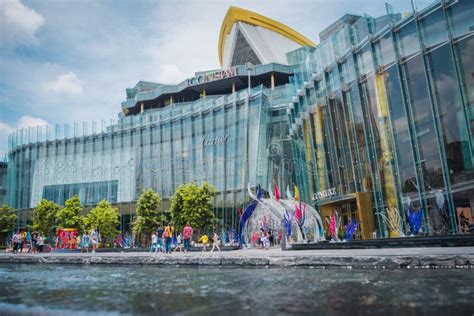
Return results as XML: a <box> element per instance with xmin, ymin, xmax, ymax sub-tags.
<box><xmin>218</xmin><ymin>6</ymin><xmax>316</xmax><ymax>66</ymax></box>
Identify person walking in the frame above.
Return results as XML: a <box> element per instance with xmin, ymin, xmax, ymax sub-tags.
<box><xmin>91</xmin><ymin>229</ymin><xmax>100</xmax><ymax>253</ymax></box>
<box><xmin>173</xmin><ymin>233</ymin><xmax>183</xmax><ymax>253</ymax></box>
<box><xmin>261</xmin><ymin>231</ymin><xmax>270</xmax><ymax>250</ymax></box>
<box><xmin>11</xmin><ymin>232</ymin><xmax>20</xmax><ymax>254</ymax></box>
<box><xmin>31</xmin><ymin>231</ymin><xmax>38</xmax><ymax>253</ymax></box>
<box><xmin>163</xmin><ymin>224</ymin><xmax>174</xmax><ymax>254</ymax></box>
<box><xmin>182</xmin><ymin>223</ymin><xmax>193</xmax><ymax>253</ymax></box>
<box><xmin>156</xmin><ymin>224</ymin><xmax>164</xmax><ymax>253</ymax></box>
<box><xmin>37</xmin><ymin>234</ymin><xmax>45</xmax><ymax>253</ymax></box>
<box><xmin>150</xmin><ymin>232</ymin><xmax>158</xmax><ymax>253</ymax></box>
<box><xmin>268</xmin><ymin>229</ymin><xmax>274</xmax><ymax>247</ymax></box>
<box><xmin>211</xmin><ymin>232</ymin><xmax>221</xmax><ymax>252</ymax></box>
<box><xmin>20</xmin><ymin>231</ymin><xmax>26</xmax><ymax>253</ymax></box>
<box><xmin>26</xmin><ymin>231</ymin><xmax>33</xmax><ymax>253</ymax></box>
<box><xmin>198</xmin><ymin>234</ymin><xmax>209</xmax><ymax>252</ymax></box>
<box><xmin>81</xmin><ymin>232</ymin><xmax>90</xmax><ymax>253</ymax></box>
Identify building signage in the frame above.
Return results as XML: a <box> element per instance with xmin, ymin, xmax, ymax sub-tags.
<box><xmin>202</xmin><ymin>134</ymin><xmax>229</xmax><ymax>146</ymax></box>
<box><xmin>312</xmin><ymin>187</ymin><xmax>337</xmax><ymax>201</ymax></box>
<box><xmin>188</xmin><ymin>67</ymin><xmax>238</xmax><ymax>86</ymax></box>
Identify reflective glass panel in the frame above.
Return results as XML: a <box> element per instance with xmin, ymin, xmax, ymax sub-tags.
<box><xmin>403</xmin><ymin>54</ymin><xmax>444</xmax><ymax>189</ymax></box>
<box><xmin>385</xmin><ymin>66</ymin><xmax>418</xmax><ymax>194</ymax></box>
<box><xmin>455</xmin><ymin>35</ymin><xmax>474</xmax><ymax>143</ymax></box>
<box><xmin>397</xmin><ymin>20</ymin><xmax>421</xmax><ymax>59</ymax></box>
<box><xmin>448</xmin><ymin>0</ymin><xmax>474</xmax><ymax>38</ymax></box>
<box><xmin>420</xmin><ymin>7</ymin><xmax>448</xmax><ymax>48</ymax></box>
<box><xmin>377</xmin><ymin>32</ymin><xmax>396</xmax><ymax>67</ymax></box>
<box><xmin>428</xmin><ymin>44</ymin><xmax>474</xmax><ymax>185</ymax></box>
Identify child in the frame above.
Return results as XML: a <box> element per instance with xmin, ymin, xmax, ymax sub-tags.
<box><xmin>173</xmin><ymin>233</ymin><xmax>183</xmax><ymax>253</ymax></box>
<box><xmin>198</xmin><ymin>234</ymin><xmax>209</xmax><ymax>252</ymax></box>
<box><xmin>211</xmin><ymin>232</ymin><xmax>221</xmax><ymax>252</ymax></box>
<box><xmin>261</xmin><ymin>231</ymin><xmax>270</xmax><ymax>250</ymax></box>
<box><xmin>151</xmin><ymin>232</ymin><xmax>158</xmax><ymax>253</ymax></box>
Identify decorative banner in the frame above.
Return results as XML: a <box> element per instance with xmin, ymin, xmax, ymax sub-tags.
<box><xmin>274</xmin><ymin>183</ymin><xmax>280</xmax><ymax>202</ymax></box>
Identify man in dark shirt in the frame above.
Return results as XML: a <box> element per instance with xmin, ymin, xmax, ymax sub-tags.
<box><xmin>156</xmin><ymin>224</ymin><xmax>164</xmax><ymax>253</ymax></box>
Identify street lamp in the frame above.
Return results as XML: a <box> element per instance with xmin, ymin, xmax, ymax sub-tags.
<box><xmin>245</xmin><ymin>62</ymin><xmax>253</xmax><ymax>96</ymax></box>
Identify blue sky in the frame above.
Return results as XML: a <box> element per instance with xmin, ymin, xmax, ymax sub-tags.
<box><xmin>0</xmin><ymin>0</ymin><xmax>436</xmax><ymax>158</ymax></box>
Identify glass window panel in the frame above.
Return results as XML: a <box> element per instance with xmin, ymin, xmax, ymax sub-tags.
<box><xmin>428</xmin><ymin>44</ymin><xmax>474</xmax><ymax>185</ymax></box>
<box><xmin>455</xmin><ymin>35</ymin><xmax>474</xmax><ymax>143</ymax></box>
<box><xmin>385</xmin><ymin>66</ymin><xmax>418</xmax><ymax>194</ymax></box>
<box><xmin>341</xmin><ymin>56</ymin><xmax>357</xmax><ymax>85</ymax></box>
<box><xmin>448</xmin><ymin>0</ymin><xmax>474</xmax><ymax>38</ymax></box>
<box><xmin>377</xmin><ymin>32</ymin><xmax>396</xmax><ymax>67</ymax></box>
<box><xmin>420</xmin><ymin>8</ymin><xmax>448</xmax><ymax>48</ymax></box>
<box><xmin>397</xmin><ymin>20</ymin><xmax>421</xmax><ymax>59</ymax></box>
<box><xmin>357</xmin><ymin>45</ymin><xmax>374</xmax><ymax>75</ymax></box>
<box><xmin>403</xmin><ymin>54</ymin><xmax>444</xmax><ymax>189</ymax></box>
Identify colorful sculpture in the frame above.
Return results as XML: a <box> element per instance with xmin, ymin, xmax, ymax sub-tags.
<box><xmin>346</xmin><ymin>218</ymin><xmax>358</xmax><ymax>241</ymax></box>
<box><xmin>238</xmin><ymin>182</ymin><xmax>325</xmax><ymax>247</ymax></box>
<box><xmin>406</xmin><ymin>207</ymin><xmax>423</xmax><ymax>235</ymax></box>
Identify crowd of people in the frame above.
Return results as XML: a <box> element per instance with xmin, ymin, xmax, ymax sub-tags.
<box><xmin>8</xmin><ymin>223</ymin><xmax>279</xmax><ymax>254</ymax></box>
<box><xmin>150</xmin><ymin>223</ymin><xmax>222</xmax><ymax>254</ymax></box>
<box><xmin>250</xmin><ymin>228</ymin><xmax>279</xmax><ymax>250</ymax></box>
<box><xmin>10</xmin><ymin>231</ymin><xmax>45</xmax><ymax>254</ymax></box>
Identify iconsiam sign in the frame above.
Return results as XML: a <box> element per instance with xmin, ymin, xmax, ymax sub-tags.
<box><xmin>238</xmin><ymin>183</ymin><xmax>325</xmax><ymax>248</ymax></box>
<box><xmin>187</xmin><ymin>67</ymin><xmax>238</xmax><ymax>86</ymax></box>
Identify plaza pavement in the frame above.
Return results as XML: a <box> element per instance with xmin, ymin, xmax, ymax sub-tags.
<box><xmin>1</xmin><ymin>247</ymin><xmax>473</xmax><ymax>268</ymax></box>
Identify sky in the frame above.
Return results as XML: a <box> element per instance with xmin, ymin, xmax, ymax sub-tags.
<box><xmin>0</xmin><ymin>0</ymin><xmax>437</xmax><ymax>158</ymax></box>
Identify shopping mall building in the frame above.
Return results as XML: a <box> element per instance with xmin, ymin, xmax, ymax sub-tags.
<box><xmin>6</xmin><ymin>0</ymin><xmax>474</xmax><ymax>238</ymax></box>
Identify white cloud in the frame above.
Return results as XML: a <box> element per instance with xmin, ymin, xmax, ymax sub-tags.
<box><xmin>0</xmin><ymin>121</ymin><xmax>12</xmax><ymax>135</ymax></box>
<box><xmin>0</xmin><ymin>0</ymin><xmax>45</xmax><ymax>47</ymax></box>
<box><xmin>16</xmin><ymin>115</ymin><xmax>49</xmax><ymax>129</ymax></box>
<box><xmin>0</xmin><ymin>115</ymin><xmax>49</xmax><ymax>133</ymax></box>
<box><xmin>156</xmin><ymin>64</ymin><xmax>186</xmax><ymax>84</ymax></box>
<box><xmin>0</xmin><ymin>116</ymin><xmax>49</xmax><ymax>158</ymax></box>
<box><xmin>44</xmin><ymin>72</ymin><xmax>84</xmax><ymax>95</ymax></box>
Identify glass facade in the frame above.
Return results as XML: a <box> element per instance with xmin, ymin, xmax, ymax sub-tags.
<box><xmin>0</xmin><ymin>162</ymin><xmax>7</xmax><ymax>205</ymax></box>
<box><xmin>286</xmin><ymin>0</ymin><xmax>474</xmax><ymax>236</ymax></box>
<box><xmin>7</xmin><ymin>83</ymin><xmax>302</xmax><ymax>231</ymax></box>
<box><xmin>6</xmin><ymin>0</ymin><xmax>474</xmax><ymax>237</ymax></box>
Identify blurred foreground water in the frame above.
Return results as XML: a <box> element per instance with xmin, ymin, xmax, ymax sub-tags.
<box><xmin>0</xmin><ymin>264</ymin><xmax>473</xmax><ymax>315</ymax></box>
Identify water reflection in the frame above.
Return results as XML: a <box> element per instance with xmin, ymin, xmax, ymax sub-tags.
<box><xmin>0</xmin><ymin>264</ymin><xmax>472</xmax><ymax>315</ymax></box>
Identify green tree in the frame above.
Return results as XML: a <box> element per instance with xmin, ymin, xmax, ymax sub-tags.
<box><xmin>0</xmin><ymin>204</ymin><xmax>17</xmax><ymax>245</ymax></box>
<box><xmin>32</xmin><ymin>199</ymin><xmax>61</xmax><ymax>239</ymax></box>
<box><xmin>56</xmin><ymin>195</ymin><xmax>85</xmax><ymax>232</ymax></box>
<box><xmin>170</xmin><ymin>182</ymin><xmax>217</xmax><ymax>232</ymax></box>
<box><xmin>132</xmin><ymin>188</ymin><xmax>165</xmax><ymax>235</ymax></box>
<box><xmin>85</xmin><ymin>199</ymin><xmax>120</xmax><ymax>244</ymax></box>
